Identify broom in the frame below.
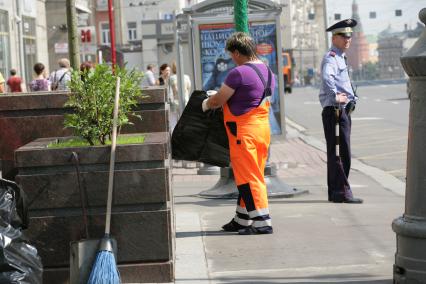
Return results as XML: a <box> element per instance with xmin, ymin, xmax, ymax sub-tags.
<box><xmin>87</xmin><ymin>77</ymin><xmax>121</xmax><ymax>284</ymax></box>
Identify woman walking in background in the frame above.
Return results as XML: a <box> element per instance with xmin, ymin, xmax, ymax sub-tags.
<box><xmin>6</xmin><ymin>69</ymin><xmax>24</xmax><ymax>93</ymax></box>
<box><xmin>29</xmin><ymin>63</ymin><xmax>50</xmax><ymax>92</ymax></box>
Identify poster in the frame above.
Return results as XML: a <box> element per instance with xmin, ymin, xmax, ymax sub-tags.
<box><xmin>198</xmin><ymin>21</ymin><xmax>282</xmax><ymax>134</ymax></box>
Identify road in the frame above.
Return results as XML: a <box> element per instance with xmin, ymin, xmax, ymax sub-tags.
<box><xmin>283</xmin><ymin>83</ymin><xmax>409</xmax><ymax>181</ymax></box>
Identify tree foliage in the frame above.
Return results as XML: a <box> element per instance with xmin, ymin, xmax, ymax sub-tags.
<box><xmin>65</xmin><ymin>64</ymin><xmax>143</xmax><ymax>145</ymax></box>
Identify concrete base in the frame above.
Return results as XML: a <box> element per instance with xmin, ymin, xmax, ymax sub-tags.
<box><xmin>393</xmin><ymin>216</ymin><xmax>426</xmax><ymax>284</ymax></box>
<box><xmin>198</xmin><ymin>165</ymin><xmax>308</xmax><ymax>199</ymax></box>
<box><xmin>43</xmin><ymin>261</ymin><xmax>174</xmax><ymax>284</ymax></box>
<box><xmin>197</xmin><ymin>165</ymin><xmax>220</xmax><ymax>175</ymax></box>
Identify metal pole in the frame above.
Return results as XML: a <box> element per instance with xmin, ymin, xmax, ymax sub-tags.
<box><xmin>16</xmin><ymin>0</ymin><xmax>26</xmax><ymax>84</ymax></box>
<box><xmin>108</xmin><ymin>0</ymin><xmax>117</xmax><ymax>66</ymax></box>
<box><xmin>392</xmin><ymin>8</ymin><xmax>426</xmax><ymax>284</ymax></box>
<box><xmin>175</xmin><ymin>12</ymin><xmax>186</xmax><ymax>115</ymax></box>
<box><xmin>66</xmin><ymin>0</ymin><xmax>80</xmax><ymax>70</ymax></box>
<box><xmin>323</xmin><ymin>0</ymin><xmax>329</xmax><ymax>49</ymax></box>
<box><xmin>234</xmin><ymin>0</ymin><xmax>249</xmax><ymax>33</ymax></box>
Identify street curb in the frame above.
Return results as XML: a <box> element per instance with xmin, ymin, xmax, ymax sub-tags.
<box><xmin>175</xmin><ymin>212</ymin><xmax>210</xmax><ymax>284</ymax></box>
<box><xmin>286</xmin><ymin>117</ymin><xmax>406</xmax><ymax>197</ymax></box>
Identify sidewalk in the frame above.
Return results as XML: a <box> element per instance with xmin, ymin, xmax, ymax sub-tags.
<box><xmin>172</xmin><ymin>124</ymin><xmax>405</xmax><ymax>284</ymax></box>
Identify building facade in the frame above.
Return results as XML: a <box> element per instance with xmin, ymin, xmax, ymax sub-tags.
<box><xmin>283</xmin><ymin>0</ymin><xmax>327</xmax><ymax>85</ymax></box>
<box><xmin>0</xmin><ymin>0</ymin><xmax>48</xmax><ymax>87</ymax></box>
<box><xmin>376</xmin><ymin>23</ymin><xmax>422</xmax><ymax>80</ymax></box>
<box><xmin>46</xmin><ymin>0</ymin><xmax>92</xmax><ymax>72</ymax></box>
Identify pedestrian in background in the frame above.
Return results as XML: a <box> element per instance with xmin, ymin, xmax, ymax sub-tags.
<box><xmin>202</xmin><ymin>32</ymin><xmax>274</xmax><ymax>235</ymax></box>
<box><xmin>157</xmin><ymin>63</ymin><xmax>174</xmax><ymax>104</ymax></box>
<box><xmin>157</xmin><ymin>63</ymin><xmax>171</xmax><ymax>86</ymax></box>
<box><xmin>319</xmin><ymin>19</ymin><xmax>362</xmax><ymax>204</ymax></box>
<box><xmin>141</xmin><ymin>64</ymin><xmax>156</xmax><ymax>87</ymax></box>
<box><xmin>30</xmin><ymin>63</ymin><xmax>50</xmax><ymax>92</ymax></box>
<box><xmin>170</xmin><ymin>61</ymin><xmax>192</xmax><ymax>105</ymax></box>
<box><xmin>80</xmin><ymin>61</ymin><xmax>94</xmax><ymax>81</ymax></box>
<box><xmin>49</xmin><ymin>58</ymin><xmax>71</xmax><ymax>91</ymax></box>
<box><xmin>0</xmin><ymin>71</ymin><xmax>5</xmax><ymax>93</ymax></box>
<box><xmin>6</xmin><ymin>69</ymin><xmax>24</xmax><ymax>93</ymax></box>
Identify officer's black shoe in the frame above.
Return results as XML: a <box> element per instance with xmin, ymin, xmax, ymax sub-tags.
<box><xmin>222</xmin><ymin>220</ymin><xmax>247</xmax><ymax>232</ymax></box>
<box><xmin>331</xmin><ymin>197</ymin><xmax>363</xmax><ymax>204</ymax></box>
<box><xmin>238</xmin><ymin>226</ymin><xmax>273</xmax><ymax>235</ymax></box>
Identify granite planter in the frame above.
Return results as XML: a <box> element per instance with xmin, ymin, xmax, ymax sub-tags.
<box><xmin>0</xmin><ymin>88</ymin><xmax>168</xmax><ymax>179</ymax></box>
<box><xmin>15</xmin><ymin>132</ymin><xmax>174</xmax><ymax>283</ymax></box>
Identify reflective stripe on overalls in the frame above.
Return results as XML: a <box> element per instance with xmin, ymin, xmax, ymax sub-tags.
<box><xmin>223</xmin><ymin>99</ymin><xmax>272</xmax><ymax>229</ymax></box>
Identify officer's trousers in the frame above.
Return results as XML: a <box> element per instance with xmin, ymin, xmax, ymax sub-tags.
<box><xmin>322</xmin><ymin>106</ymin><xmax>353</xmax><ymax>200</ymax></box>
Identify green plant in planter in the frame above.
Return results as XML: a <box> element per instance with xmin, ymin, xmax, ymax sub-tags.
<box><xmin>65</xmin><ymin>64</ymin><xmax>143</xmax><ymax>145</ymax></box>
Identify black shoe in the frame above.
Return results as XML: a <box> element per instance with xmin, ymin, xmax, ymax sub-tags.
<box><xmin>331</xmin><ymin>197</ymin><xmax>363</xmax><ymax>204</ymax></box>
<box><xmin>238</xmin><ymin>226</ymin><xmax>273</xmax><ymax>235</ymax></box>
<box><xmin>222</xmin><ymin>220</ymin><xmax>247</xmax><ymax>232</ymax></box>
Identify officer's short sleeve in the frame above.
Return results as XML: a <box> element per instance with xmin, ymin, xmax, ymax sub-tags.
<box><xmin>322</xmin><ymin>56</ymin><xmax>337</xmax><ymax>97</ymax></box>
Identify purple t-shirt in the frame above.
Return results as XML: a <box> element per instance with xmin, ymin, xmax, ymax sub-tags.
<box><xmin>224</xmin><ymin>63</ymin><xmax>275</xmax><ymax>116</ymax></box>
<box><xmin>30</xmin><ymin>79</ymin><xmax>49</xmax><ymax>92</ymax></box>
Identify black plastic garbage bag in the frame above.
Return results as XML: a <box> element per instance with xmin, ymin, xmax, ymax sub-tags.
<box><xmin>0</xmin><ymin>222</ymin><xmax>43</xmax><ymax>284</ymax></box>
<box><xmin>0</xmin><ymin>179</ymin><xmax>28</xmax><ymax>230</ymax></box>
<box><xmin>172</xmin><ymin>90</ymin><xmax>230</xmax><ymax>167</ymax></box>
<box><xmin>0</xmin><ymin>178</ymin><xmax>43</xmax><ymax>284</ymax></box>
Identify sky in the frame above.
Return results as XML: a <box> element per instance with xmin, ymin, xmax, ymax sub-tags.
<box><xmin>326</xmin><ymin>0</ymin><xmax>425</xmax><ymax>36</ymax></box>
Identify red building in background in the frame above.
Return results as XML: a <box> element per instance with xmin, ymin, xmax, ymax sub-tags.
<box><xmin>346</xmin><ymin>0</ymin><xmax>370</xmax><ymax>74</ymax></box>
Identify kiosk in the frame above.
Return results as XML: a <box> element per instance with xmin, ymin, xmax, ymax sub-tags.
<box><xmin>175</xmin><ymin>0</ymin><xmax>308</xmax><ymax>198</ymax></box>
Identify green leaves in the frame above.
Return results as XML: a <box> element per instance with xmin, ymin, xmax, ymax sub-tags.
<box><xmin>65</xmin><ymin>64</ymin><xmax>143</xmax><ymax>145</ymax></box>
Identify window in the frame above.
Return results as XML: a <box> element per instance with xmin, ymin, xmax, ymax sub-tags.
<box><xmin>100</xmin><ymin>22</ymin><xmax>110</xmax><ymax>45</ymax></box>
<box><xmin>23</xmin><ymin>16</ymin><xmax>37</xmax><ymax>83</ymax></box>
<box><xmin>395</xmin><ymin>9</ymin><xmax>402</xmax><ymax>16</ymax></box>
<box><xmin>369</xmin><ymin>11</ymin><xmax>376</xmax><ymax>19</ymax></box>
<box><xmin>127</xmin><ymin>22</ymin><xmax>137</xmax><ymax>41</ymax></box>
<box><xmin>0</xmin><ymin>10</ymin><xmax>11</xmax><ymax>78</ymax></box>
<box><xmin>334</xmin><ymin>13</ymin><xmax>341</xmax><ymax>20</ymax></box>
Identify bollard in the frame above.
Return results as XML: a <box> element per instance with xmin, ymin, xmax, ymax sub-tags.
<box><xmin>392</xmin><ymin>8</ymin><xmax>426</xmax><ymax>284</ymax></box>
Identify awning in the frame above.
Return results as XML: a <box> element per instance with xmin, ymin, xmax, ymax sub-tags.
<box><xmin>76</xmin><ymin>0</ymin><xmax>91</xmax><ymax>14</ymax></box>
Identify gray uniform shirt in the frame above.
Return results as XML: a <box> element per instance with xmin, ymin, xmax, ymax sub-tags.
<box><xmin>319</xmin><ymin>46</ymin><xmax>355</xmax><ymax>108</ymax></box>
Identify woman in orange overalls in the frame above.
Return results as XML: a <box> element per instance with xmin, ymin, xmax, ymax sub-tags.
<box><xmin>202</xmin><ymin>32</ymin><xmax>274</xmax><ymax>235</ymax></box>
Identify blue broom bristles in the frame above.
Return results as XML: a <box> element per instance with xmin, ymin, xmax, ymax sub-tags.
<box><xmin>87</xmin><ymin>250</ymin><xmax>120</xmax><ymax>284</ymax></box>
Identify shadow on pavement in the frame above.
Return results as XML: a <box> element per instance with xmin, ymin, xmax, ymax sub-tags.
<box><xmin>216</xmin><ymin>276</ymin><xmax>392</xmax><ymax>284</ymax></box>
<box><xmin>176</xmin><ymin>230</ymin><xmax>234</xmax><ymax>238</ymax></box>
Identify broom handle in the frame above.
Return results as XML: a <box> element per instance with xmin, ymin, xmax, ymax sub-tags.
<box><xmin>105</xmin><ymin>77</ymin><xmax>120</xmax><ymax>235</ymax></box>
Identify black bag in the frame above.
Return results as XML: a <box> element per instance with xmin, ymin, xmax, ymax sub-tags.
<box><xmin>172</xmin><ymin>90</ymin><xmax>230</xmax><ymax>167</ymax></box>
<box><xmin>0</xmin><ymin>179</ymin><xmax>28</xmax><ymax>230</ymax></box>
<box><xmin>0</xmin><ymin>178</ymin><xmax>43</xmax><ymax>284</ymax></box>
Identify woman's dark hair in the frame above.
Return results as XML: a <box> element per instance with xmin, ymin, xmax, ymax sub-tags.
<box><xmin>33</xmin><ymin>63</ymin><xmax>45</xmax><ymax>75</ymax></box>
<box><xmin>225</xmin><ymin>32</ymin><xmax>257</xmax><ymax>59</ymax></box>
<box><xmin>159</xmin><ymin>63</ymin><xmax>169</xmax><ymax>76</ymax></box>
<box><xmin>80</xmin><ymin>61</ymin><xmax>94</xmax><ymax>72</ymax></box>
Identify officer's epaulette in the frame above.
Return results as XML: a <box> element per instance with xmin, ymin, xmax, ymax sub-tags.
<box><xmin>329</xmin><ymin>51</ymin><xmax>336</xmax><ymax>57</ymax></box>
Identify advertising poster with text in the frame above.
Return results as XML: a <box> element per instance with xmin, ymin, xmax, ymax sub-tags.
<box><xmin>199</xmin><ymin>21</ymin><xmax>281</xmax><ymax>134</ymax></box>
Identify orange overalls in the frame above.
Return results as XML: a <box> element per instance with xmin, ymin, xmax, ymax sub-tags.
<box><xmin>223</xmin><ymin>99</ymin><xmax>272</xmax><ymax>230</ymax></box>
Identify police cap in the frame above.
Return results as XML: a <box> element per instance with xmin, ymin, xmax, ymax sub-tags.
<box><xmin>326</xmin><ymin>19</ymin><xmax>357</xmax><ymax>37</ymax></box>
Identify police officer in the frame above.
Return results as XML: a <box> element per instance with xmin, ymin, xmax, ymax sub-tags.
<box><xmin>319</xmin><ymin>19</ymin><xmax>363</xmax><ymax>204</ymax></box>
